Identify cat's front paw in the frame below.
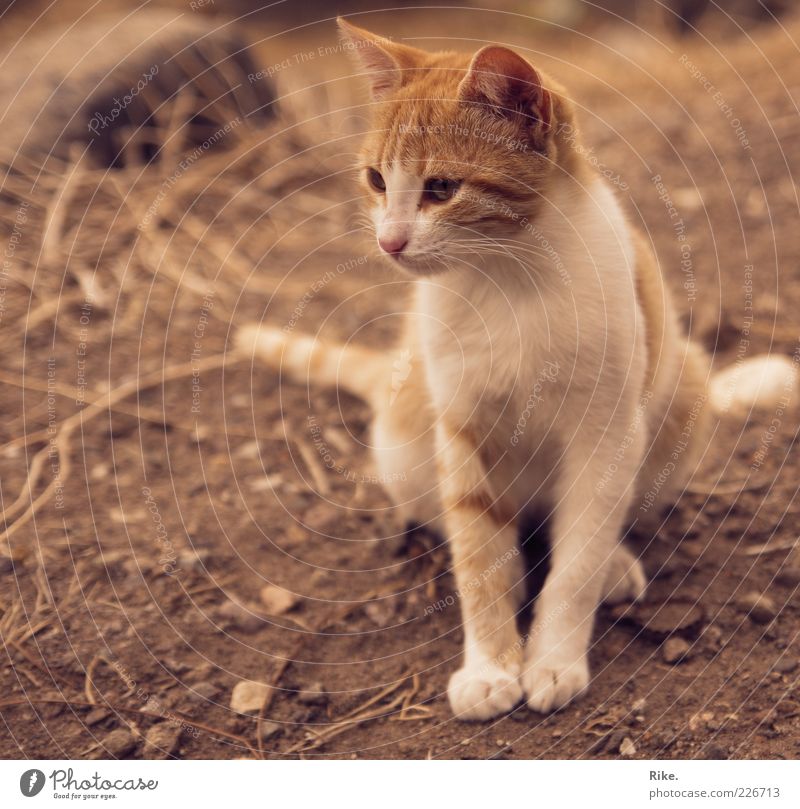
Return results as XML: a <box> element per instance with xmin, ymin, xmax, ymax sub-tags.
<box><xmin>522</xmin><ymin>653</ymin><xmax>589</xmax><ymax>714</ymax></box>
<box><xmin>448</xmin><ymin>659</ymin><xmax>523</xmax><ymax>720</ymax></box>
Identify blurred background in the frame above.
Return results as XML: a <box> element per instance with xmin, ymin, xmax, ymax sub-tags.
<box><xmin>1</xmin><ymin>1</ymin><xmax>799</xmax><ymax>761</ymax></box>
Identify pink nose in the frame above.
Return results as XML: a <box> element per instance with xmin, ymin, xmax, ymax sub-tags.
<box><xmin>378</xmin><ymin>236</ymin><xmax>408</xmax><ymax>255</ymax></box>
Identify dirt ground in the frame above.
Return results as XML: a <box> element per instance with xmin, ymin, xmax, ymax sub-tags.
<box><xmin>1</xmin><ymin>4</ymin><xmax>800</xmax><ymax>759</ymax></box>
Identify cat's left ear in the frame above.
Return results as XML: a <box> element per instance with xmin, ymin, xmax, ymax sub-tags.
<box><xmin>458</xmin><ymin>46</ymin><xmax>552</xmax><ymax>144</ymax></box>
<box><xmin>337</xmin><ymin>17</ymin><xmax>425</xmax><ymax>102</ymax></box>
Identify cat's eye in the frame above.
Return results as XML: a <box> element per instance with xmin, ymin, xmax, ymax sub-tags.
<box><xmin>367</xmin><ymin>168</ymin><xmax>386</xmax><ymax>192</ymax></box>
<box><xmin>424</xmin><ymin>178</ymin><xmax>460</xmax><ymax>202</ymax></box>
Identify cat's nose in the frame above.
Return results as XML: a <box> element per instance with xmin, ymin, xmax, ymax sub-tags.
<box><xmin>378</xmin><ymin>236</ymin><xmax>408</xmax><ymax>256</ymax></box>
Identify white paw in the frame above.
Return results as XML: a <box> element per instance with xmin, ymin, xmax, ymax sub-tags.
<box><xmin>522</xmin><ymin>655</ymin><xmax>589</xmax><ymax>714</ymax></box>
<box><xmin>602</xmin><ymin>546</ymin><xmax>647</xmax><ymax>605</ymax></box>
<box><xmin>448</xmin><ymin>660</ymin><xmax>523</xmax><ymax>721</ymax></box>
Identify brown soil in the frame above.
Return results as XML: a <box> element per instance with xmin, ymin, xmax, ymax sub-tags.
<box><xmin>1</xmin><ymin>4</ymin><xmax>799</xmax><ymax>760</ymax></box>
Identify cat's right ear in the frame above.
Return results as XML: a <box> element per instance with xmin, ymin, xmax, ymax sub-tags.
<box><xmin>337</xmin><ymin>18</ymin><xmax>422</xmax><ymax>101</ymax></box>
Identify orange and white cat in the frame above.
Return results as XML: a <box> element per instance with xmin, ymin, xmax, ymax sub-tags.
<box><xmin>237</xmin><ymin>18</ymin><xmax>794</xmax><ymax>719</ymax></box>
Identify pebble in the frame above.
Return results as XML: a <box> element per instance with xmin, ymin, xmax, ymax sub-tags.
<box><xmin>96</xmin><ymin>728</ymin><xmax>137</xmax><ymax>758</ymax></box>
<box><xmin>775</xmin><ymin>566</ymin><xmax>800</xmax><ymax>588</ymax></box>
<box><xmin>662</xmin><ymin>637</ymin><xmax>692</xmax><ymax>664</ymax></box>
<box><xmin>177</xmin><ymin>548</ymin><xmax>211</xmax><ymax>572</ymax></box>
<box><xmin>84</xmin><ymin>708</ymin><xmax>112</xmax><ymax>726</ymax></box>
<box><xmin>296</xmin><ymin>682</ymin><xmax>329</xmax><ymax>706</ymax></box>
<box><xmin>219</xmin><ymin>601</ymin><xmax>263</xmax><ymax>633</ymax></box>
<box><xmin>363</xmin><ymin>599</ymin><xmax>396</xmax><ymax>628</ymax></box>
<box><xmin>606</xmin><ymin>730</ymin><xmax>627</xmax><ymax>754</ymax></box>
<box><xmin>771</xmin><ymin>658</ymin><xmax>797</xmax><ymax>675</ymax></box>
<box><xmin>144</xmin><ymin>723</ymin><xmax>182</xmax><ymax>758</ymax></box>
<box><xmin>230</xmin><ymin>680</ymin><xmax>272</xmax><ymax>713</ymax></box>
<box><xmin>235</xmin><ymin>440</ymin><xmax>261</xmax><ymax>460</ymax></box>
<box><xmin>191</xmin><ymin>682</ymin><xmax>219</xmax><ymax>701</ymax></box>
<box><xmin>620</xmin><ymin>737</ymin><xmax>637</xmax><ymax>757</ymax></box>
<box><xmin>259</xmin><ymin>585</ymin><xmax>299</xmax><ymax>615</ymax></box>
<box><xmin>700</xmin><ymin>623</ymin><xmax>724</xmax><ymax>653</ymax></box>
<box><xmin>612</xmin><ymin>599</ymin><xmax>705</xmax><ymax>640</ymax></box>
<box><xmin>738</xmin><ymin>591</ymin><xmax>777</xmax><ymax>624</ymax></box>
<box><xmin>258</xmin><ymin>720</ymin><xmax>283</xmax><ymax>742</ymax></box>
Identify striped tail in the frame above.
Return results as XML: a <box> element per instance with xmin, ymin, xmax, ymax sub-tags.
<box><xmin>235</xmin><ymin>323</ymin><xmax>390</xmax><ymax>407</ymax></box>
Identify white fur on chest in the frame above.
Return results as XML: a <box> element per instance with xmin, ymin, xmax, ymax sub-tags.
<box><xmin>417</xmin><ymin>179</ymin><xmax>642</xmax><ymax>419</ymax></box>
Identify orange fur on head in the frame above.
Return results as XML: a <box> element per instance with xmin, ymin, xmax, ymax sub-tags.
<box><xmin>337</xmin><ymin>18</ymin><xmax>584</xmax><ymax>270</ymax></box>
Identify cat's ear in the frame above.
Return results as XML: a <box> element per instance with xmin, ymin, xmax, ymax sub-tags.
<box><xmin>337</xmin><ymin>17</ymin><xmax>424</xmax><ymax>101</ymax></box>
<box><xmin>458</xmin><ymin>46</ymin><xmax>552</xmax><ymax>141</ymax></box>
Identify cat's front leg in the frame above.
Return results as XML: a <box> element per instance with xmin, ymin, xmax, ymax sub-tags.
<box><xmin>436</xmin><ymin>420</ymin><xmax>526</xmax><ymax>720</ymax></box>
<box><xmin>522</xmin><ymin>409</ymin><xmax>646</xmax><ymax>713</ymax></box>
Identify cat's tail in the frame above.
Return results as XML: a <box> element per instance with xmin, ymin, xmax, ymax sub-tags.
<box><xmin>234</xmin><ymin>323</ymin><xmax>390</xmax><ymax>407</ymax></box>
<box><xmin>708</xmin><ymin>353</ymin><xmax>798</xmax><ymax>419</ymax></box>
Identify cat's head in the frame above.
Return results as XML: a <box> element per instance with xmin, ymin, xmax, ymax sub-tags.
<box><xmin>338</xmin><ymin>18</ymin><xmax>580</xmax><ymax>275</ymax></box>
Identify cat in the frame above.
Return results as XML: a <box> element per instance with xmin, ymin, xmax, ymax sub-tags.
<box><xmin>236</xmin><ymin>17</ymin><xmax>794</xmax><ymax>719</ymax></box>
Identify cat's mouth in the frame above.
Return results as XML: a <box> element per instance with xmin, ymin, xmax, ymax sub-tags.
<box><xmin>382</xmin><ymin>249</ymin><xmax>450</xmax><ymax>276</ymax></box>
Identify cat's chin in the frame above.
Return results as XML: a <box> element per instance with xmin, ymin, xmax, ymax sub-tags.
<box><xmin>385</xmin><ymin>253</ymin><xmax>452</xmax><ymax>277</ymax></box>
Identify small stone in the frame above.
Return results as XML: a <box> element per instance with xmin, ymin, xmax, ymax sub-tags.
<box><xmin>701</xmin><ymin>623</ymin><xmax>724</xmax><ymax>653</ymax></box>
<box><xmin>96</xmin><ymin>728</ymin><xmax>136</xmax><ymax>758</ymax></box>
<box><xmin>689</xmin><ymin>711</ymin><xmax>714</xmax><ymax>732</ymax></box>
<box><xmin>296</xmin><ymin>682</ymin><xmax>328</xmax><ymax>706</ymax></box>
<box><xmin>144</xmin><ymin>723</ymin><xmax>182</xmax><ymax>758</ymax></box>
<box><xmin>235</xmin><ymin>440</ymin><xmax>261</xmax><ymax>459</ymax></box>
<box><xmin>701</xmin><ymin>744</ymin><xmax>728</xmax><ymax>760</ymax></box>
<box><xmin>662</xmin><ymin>637</ymin><xmax>692</xmax><ymax>664</ymax></box>
<box><xmin>611</xmin><ymin>599</ymin><xmax>705</xmax><ymax>640</ymax></box>
<box><xmin>606</xmin><ymin>730</ymin><xmax>627</xmax><ymax>754</ymax></box>
<box><xmin>40</xmin><ymin>702</ymin><xmax>65</xmax><ymax>719</ymax></box>
<box><xmin>364</xmin><ymin>599</ymin><xmax>396</xmax><ymax>628</ymax></box>
<box><xmin>619</xmin><ymin>737</ymin><xmax>637</xmax><ymax>757</ymax></box>
<box><xmin>85</xmin><ymin>708</ymin><xmax>112</xmax><ymax>726</ymax></box>
<box><xmin>90</xmin><ymin>462</ymin><xmax>110</xmax><ymax>481</ymax></box>
<box><xmin>631</xmin><ymin>697</ymin><xmax>647</xmax><ymax>713</ymax></box>
<box><xmin>191</xmin><ymin>682</ymin><xmax>219</xmax><ymax>701</ymax></box>
<box><xmin>230</xmin><ymin>680</ymin><xmax>272</xmax><ymax>713</ymax></box>
<box><xmin>772</xmin><ymin>658</ymin><xmax>797</xmax><ymax>675</ymax></box>
<box><xmin>259</xmin><ymin>585</ymin><xmax>299</xmax><ymax>615</ymax></box>
<box><xmin>219</xmin><ymin>601</ymin><xmax>263</xmax><ymax>633</ymax></box>
<box><xmin>738</xmin><ymin>591</ymin><xmax>777</xmax><ymax>624</ymax></box>
<box><xmin>258</xmin><ymin>720</ymin><xmax>283</xmax><ymax>742</ymax></box>
<box><xmin>775</xmin><ymin>566</ymin><xmax>800</xmax><ymax>588</ymax></box>
<box><xmin>177</xmin><ymin>548</ymin><xmax>211</xmax><ymax>572</ymax></box>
